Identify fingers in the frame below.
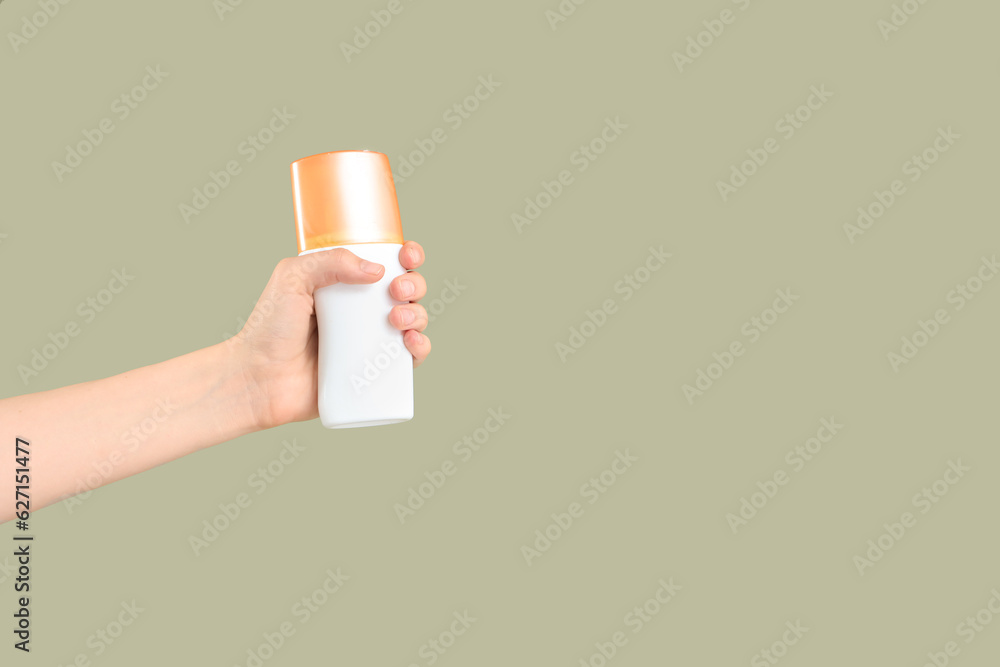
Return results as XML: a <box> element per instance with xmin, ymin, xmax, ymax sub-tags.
<box><xmin>390</xmin><ymin>303</ymin><xmax>428</xmax><ymax>332</ymax></box>
<box><xmin>404</xmin><ymin>330</ymin><xmax>432</xmax><ymax>367</ymax></box>
<box><xmin>399</xmin><ymin>241</ymin><xmax>424</xmax><ymax>271</ymax></box>
<box><xmin>390</xmin><ymin>271</ymin><xmax>426</xmax><ymax>302</ymax></box>
<box><xmin>281</xmin><ymin>248</ymin><xmax>384</xmax><ymax>294</ymax></box>
<box><xmin>396</xmin><ymin>243</ymin><xmax>430</xmax><ymax>366</ymax></box>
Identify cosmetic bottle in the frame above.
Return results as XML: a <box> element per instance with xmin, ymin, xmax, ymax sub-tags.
<box><xmin>290</xmin><ymin>150</ymin><xmax>412</xmax><ymax>429</ymax></box>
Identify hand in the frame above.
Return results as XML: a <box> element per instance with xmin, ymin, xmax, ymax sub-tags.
<box><xmin>232</xmin><ymin>241</ymin><xmax>431</xmax><ymax>430</ymax></box>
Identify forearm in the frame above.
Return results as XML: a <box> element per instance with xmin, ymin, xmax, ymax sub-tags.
<box><xmin>0</xmin><ymin>341</ymin><xmax>260</xmax><ymax>520</ymax></box>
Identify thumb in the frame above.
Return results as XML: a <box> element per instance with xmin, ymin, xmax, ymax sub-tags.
<box><xmin>288</xmin><ymin>248</ymin><xmax>384</xmax><ymax>294</ymax></box>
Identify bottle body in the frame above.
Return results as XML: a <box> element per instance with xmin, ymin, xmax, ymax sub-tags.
<box><xmin>304</xmin><ymin>243</ymin><xmax>413</xmax><ymax>429</ymax></box>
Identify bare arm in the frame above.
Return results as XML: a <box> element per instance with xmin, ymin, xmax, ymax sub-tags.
<box><xmin>0</xmin><ymin>243</ymin><xmax>430</xmax><ymax>521</ymax></box>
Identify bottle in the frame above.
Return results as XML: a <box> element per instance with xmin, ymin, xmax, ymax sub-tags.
<box><xmin>290</xmin><ymin>150</ymin><xmax>413</xmax><ymax>429</ymax></box>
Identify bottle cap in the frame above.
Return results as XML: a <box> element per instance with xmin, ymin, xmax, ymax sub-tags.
<box><xmin>290</xmin><ymin>150</ymin><xmax>403</xmax><ymax>253</ymax></box>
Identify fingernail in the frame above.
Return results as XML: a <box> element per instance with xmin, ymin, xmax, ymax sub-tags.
<box><xmin>399</xmin><ymin>308</ymin><xmax>415</xmax><ymax>325</ymax></box>
<box><xmin>409</xmin><ymin>247</ymin><xmax>420</xmax><ymax>263</ymax></box>
<box><xmin>361</xmin><ymin>260</ymin><xmax>383</xmax><ymax>275</ymax></box>
<box><xmin>398</xmin><ymin>279</ymin><xmax>414</xmax><ymax>298</ymax></box>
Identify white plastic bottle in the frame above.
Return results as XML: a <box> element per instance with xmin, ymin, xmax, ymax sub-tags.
<box><xmin>290</xmin><ymin>150</ymin><xmax>413</xmax><ymax>429</ymax></box>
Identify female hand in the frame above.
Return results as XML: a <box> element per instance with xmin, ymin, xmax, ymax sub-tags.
<box><xmin>233</xmin><ymin>241</ymin><xmax>431</xmax><ymax>430</ymax></box>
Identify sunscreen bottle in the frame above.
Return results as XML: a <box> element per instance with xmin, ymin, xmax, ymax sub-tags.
<box><xmin>290</xmin><ymin>150</ymin><xmax>412</xmax><ymax>428</ymax></box>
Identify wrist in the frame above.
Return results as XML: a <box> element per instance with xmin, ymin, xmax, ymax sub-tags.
<box><xmin>209</xmin><ymin>339</ymin><xmax>269</xmax><ymax>438</ymax></box>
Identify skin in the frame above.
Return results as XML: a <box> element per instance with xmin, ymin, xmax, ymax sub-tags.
<box><xmin>0</xmin><ymin>242</ymin><xmax>430</xmax><ymax>522</ymax></box>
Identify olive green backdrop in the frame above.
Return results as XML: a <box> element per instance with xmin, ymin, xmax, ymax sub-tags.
<box><xmin>2</xmin><ymin>0</ymin><xmax>999</xmax><ymax>665</ymax></box>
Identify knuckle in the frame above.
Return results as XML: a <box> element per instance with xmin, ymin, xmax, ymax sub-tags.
<box><xmin>329</xmin><ymin>247</ymin><xmax>352</xmax><ymax>263</ymax></box>
<box><xmin>275</xmin><ymin>257</ymin><xmax>298</xmax><ymax>282</ymax></box>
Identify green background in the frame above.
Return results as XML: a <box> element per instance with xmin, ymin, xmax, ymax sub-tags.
<box><xmin>2</xmin><ymin>0</ymin><xmax>999</xmax><ymax>664</ymax></box>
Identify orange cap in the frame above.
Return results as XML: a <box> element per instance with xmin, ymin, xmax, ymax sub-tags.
<box><xmin>290</xmin><ymin>150</ymin><xmax>404</xmax><ymax>253</ymax></box>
